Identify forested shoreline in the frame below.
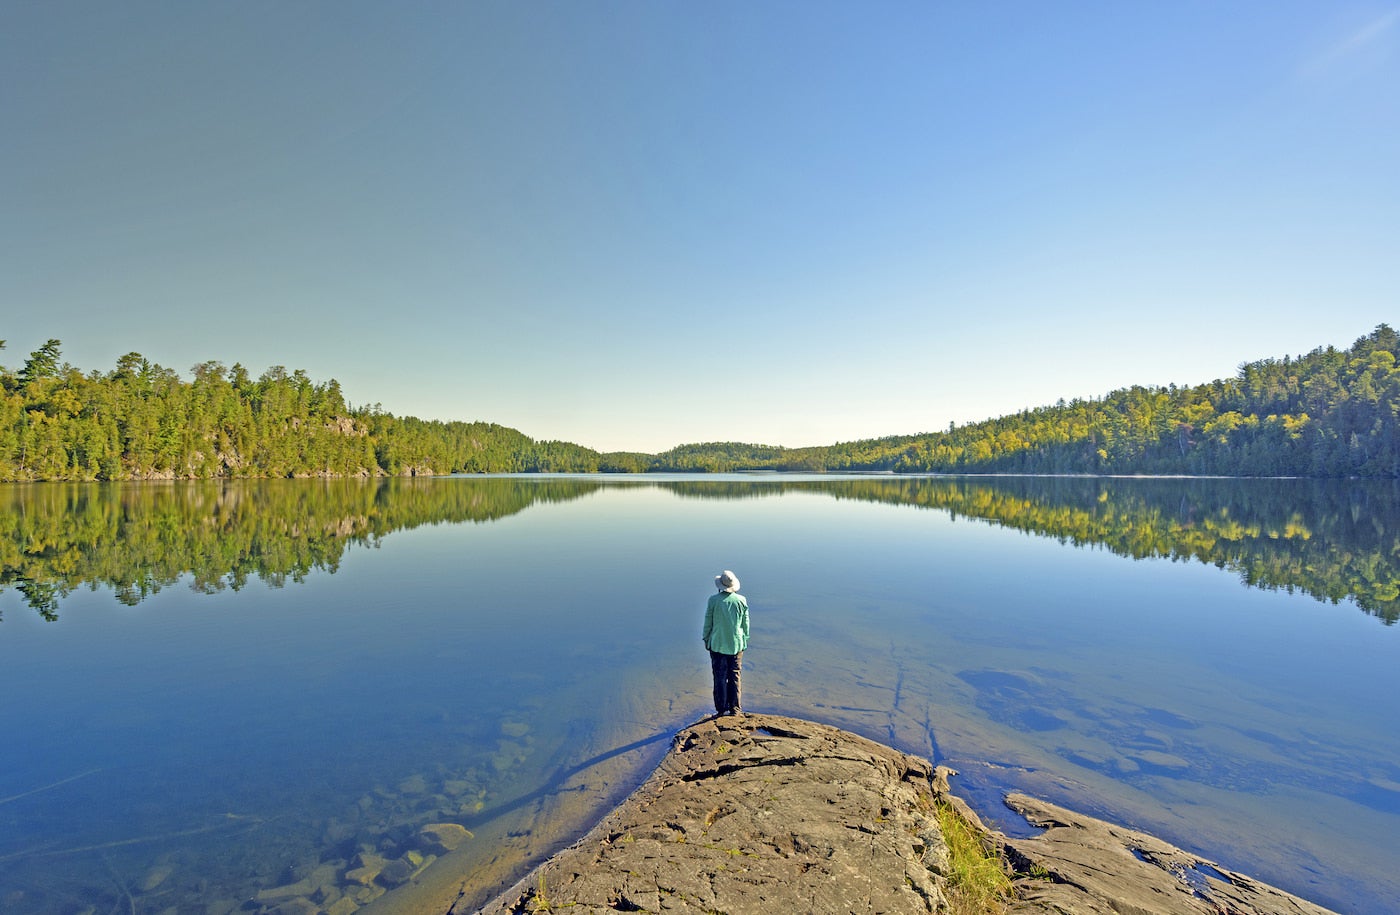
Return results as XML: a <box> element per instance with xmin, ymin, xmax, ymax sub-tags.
<box><xmin>1</xmin><ymin>325</ymin><xmax>1397</xmax><ymax>480</ymax></box>
<box><xmin>0</xmin><ymin>340</ymin><xmax>621</xmax><ymax>479</ymax></box>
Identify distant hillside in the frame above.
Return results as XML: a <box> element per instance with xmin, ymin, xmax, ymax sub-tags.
<box><xmin>0</xmin><ymin>343</ymin><xmax>618</xmax><ymax>480</ymax></box>
<box><xmin>645</xmin><ymin>324</ymin><xmax>1400</xmax><ymax>478</ymax></box>
<box><xmin>1</xmin><ymin>325</ymin><xmax>1396</xmax><ymax>480</ymax></box>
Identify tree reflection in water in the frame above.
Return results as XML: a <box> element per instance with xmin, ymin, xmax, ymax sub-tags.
<box><xmin>3</xmin><ymin>475</ymin><xmax>1396</xmax><ymax>624</ymax></box>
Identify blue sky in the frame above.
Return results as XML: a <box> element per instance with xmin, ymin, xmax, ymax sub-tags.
<box><xmin>3</xmin><ymin>2</ymin><xmax>1397</xmax><ymax>453</ymax></box>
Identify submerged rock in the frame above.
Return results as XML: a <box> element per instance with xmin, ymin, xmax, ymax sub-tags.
<box><xmin>1002</xmin><ymin>793</ymin><xmax>1338</xmax><ymax>915</ymax></box>
<box><xmin>396</xmin><ymin>774</ymin><xmax>428</xmax><ymax>796</ymax></box>
<box><xmin>350</xmin><ymin>884</ymin><xmax>385</xmax><ymax>905</ymax></box>
<box><xmin>417</xmin><ymin>822</ymin><xmax>473</xmax><ymax>853</ymax></box>
<box><xmin>441</xmin><ymin>779</ymin><xmax>472</xmax><ymax>797</ymax></box>
<box><xmin>325</xmin><ymin>898</ymin><xmax>360</xmax><ymax>915</ymax></box>
<box><xmin>322</xmin><ymin>816</ymin><xmax>357</xmax><ymax>845</ymax></box>
<box><xmin>139</xmin><ymin>864</ymin><xmax>174</xmax><ymax>892</ymax></box>
<box><xmin>343</xmin><ymin>852</ymin><xmax>388</xmax><ymax>887</ymax></box>
<box><xmin>267</xmin><ymin>899</ymin><xmax>317</xmax><ymax>915</ymax></box>
<box><xmin>376</xmin><ymin>858</ymin><xmax>415</xmax><ymax>889</ymax></box>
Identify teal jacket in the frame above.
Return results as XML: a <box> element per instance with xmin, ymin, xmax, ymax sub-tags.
<box><xmin>703</xmin><ymin>592</ymin><xmax>750</xmax><ymax>655</ymax></box>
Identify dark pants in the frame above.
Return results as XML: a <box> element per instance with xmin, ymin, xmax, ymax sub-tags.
<box><xmin>709</xmin><ymin>650</ymin><xmax>743</xmax><ymax>714</ymax></box>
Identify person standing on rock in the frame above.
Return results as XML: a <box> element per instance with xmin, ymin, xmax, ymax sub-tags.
<box><xmin>703</xmin><ymin>570</ymin><xmax>749</xmax><ymax>717</ymax></box>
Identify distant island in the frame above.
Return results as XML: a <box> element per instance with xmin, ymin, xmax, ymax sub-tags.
<box><xmin>0</xmin><ymin>325</ymin><xmax>1396</xmax><ymax>481</ymax></box>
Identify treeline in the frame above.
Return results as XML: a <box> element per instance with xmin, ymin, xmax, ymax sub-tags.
<box><xmin>645</xmin><ymin>325</ymin><xmax>1400</xmax><ymax>477</ymax></box>
<box><xmin>0</xmin><ymin>340</ymin><xmax>625</xmax><ymax>480</ymax></box>
<box><xmin>648</xmin><ymin>441</ymin><xmax>790</xmax><ymax>472</ymax></box>
<box><xmin>2</xmin><ymin>325</ymin><xmax>1397</xmax><ymax>480</ymax></box>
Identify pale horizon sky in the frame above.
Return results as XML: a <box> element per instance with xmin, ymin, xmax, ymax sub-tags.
<box><xmin>3</xmin><ymin>2</ymin><xmax>1397</xmax><ymax>453</ymax></box>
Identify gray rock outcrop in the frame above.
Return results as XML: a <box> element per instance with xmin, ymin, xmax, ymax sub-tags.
<box><xmin>470</xmin><ymin>713</ymin><xmax>1339</xmax><ymax>915</ymax></box>
<box><xmin>475</xmin><ymin>713</ymin><xmax>951</xmax><ymax>914</ymax></box>
<box><xmin>1002</xmin><ymin>794</ymin><xmax>1338</xmax><ymax>915</ymax></box>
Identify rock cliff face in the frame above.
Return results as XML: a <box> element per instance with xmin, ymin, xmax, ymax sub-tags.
<box><xmin>470</xmin><ymin>714</ymin><xmax>1338</xmax><ymax>915</ymax></box>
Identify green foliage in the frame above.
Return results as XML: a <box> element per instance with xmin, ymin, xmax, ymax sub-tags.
<box><xmin>635</xmin><ymin>325</ymin><xmax>1400</xmax><ymax>478</ymax></box>
<box><xmin>0</xmin><ymin>325</ymin><xmax>1395</xmax><ymax>480</ymax></box>
<box><xmin>17</xmin><ymin>339</ymin><xmax>62</xmax><ymax>390</ymax></box>
<box><xmin>649</xmin><ymin>441</ymin><xmax>789</xmax><ymax>472</ymax></box>
<box><xmin>0</xmin><ymin>343</ymin><xmax>608</xmax><ymax>481</ymax></box>
<box><xmin>934</xmin><ymin>798</ymin><xmax>1012</xmax><ymax>915</ymax></box>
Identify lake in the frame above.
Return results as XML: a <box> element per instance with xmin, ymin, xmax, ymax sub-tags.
<box><xmin>1</xmin><ymin>475</ymin><xmax>1397</xmax><ymax>914</ymax></box>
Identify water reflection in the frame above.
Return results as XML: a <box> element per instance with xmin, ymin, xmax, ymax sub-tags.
<box><xmin>1</xmin><ymin>475</ymin><xmax>1396</xmax><ymax>914</ymax></box>
<box><xmin>3</xmin><ymin>475</ymin><xmax>1397</xmax><ymax>624</ymax></box>
<box><xmin>0</xmin><ymin>477</ymin><xmax>601</xmax><ymax>620</ymax></box>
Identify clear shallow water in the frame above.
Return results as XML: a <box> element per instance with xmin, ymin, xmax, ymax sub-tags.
<box><xmin>1</xmin><ymin>476</ymin><xmax>1397</xmax><ymax>913</ymax></box>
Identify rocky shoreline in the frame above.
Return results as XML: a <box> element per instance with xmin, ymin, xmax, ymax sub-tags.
<box><xmin>460</xmin><ymin>714</ymin><xmax>1337</xmax><ymax>915</ymax></box>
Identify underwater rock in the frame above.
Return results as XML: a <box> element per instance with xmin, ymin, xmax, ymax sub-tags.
<box><xmin>376</xmin><ymin>858</ymin><xmax>415</xmax><ymax>888</ymax></box>
<box><xmin>1002</xmin><ymin>793</ymin><xmax>1338</xmax><ymax>914</ymax></box>
<box><xmin>322</xmin><ymin>816</ymin><xmax>356</xmax><ymax>845</ymax></box>
<box><xmin>255</xmin><ymin>878</ymin><xmax>313</xmax><ymax>903</ymax></box>
<box><xmin>325</xmin><ymin>897</ymin><xmax>360</xmax><ymax>915</ymax></box>
<box><xmin>368</xmin><ymin>850</ymin><xmax>438</xmax><ymax>890</ymax></box>
<box><xmin>417</xmin><ymin>822</ymin><xmax>472</xmax><ymax>853</ymax></box>
<box><xmin>313</xmin><ymin>884</ymin><xmax>342</xmax><ymax>907</ymax></box>
<box><xmin>343</xmin><ymin>852</ymin><xmax>388</xmax><ymax>887</ymax></box>
<box><xmin>1131</xmin><ymin>748</ymin><xmax>1191</xmax><ymax>770</ymax></box>
<box><xmin>396</xmin><ymin>774</ymin><xmax>428</xmax><ymax>795</ymax></box>
<box><xmin>267</xmin><ymin>898</ymin><xmax>317</xmax><ymax>915</ymax></box>
<box><xmin>140</xmin><ymin>864</ymin><xmax>174</xmax><ymax>892</ymax></box>
<box><xmin>490</xmin><ymin>740</ymin><xmax>529</xmax><ymax>773</ymax></box>
<box><xmin>454</xmin><ymin>796</ymin><xmax>485</xmax><ymax>817</ymax></box>
<box><xmin>306</xmin><ymin>862</ymin><xmax>340</xmax><ymax>896</ymax></box>
<box><xmin>350</xmin><ymin>884</ymin><xmax>385</xmax><ymax>905</ymax></box>
<box><xmin>499</xmin><ymin>720</ymin><xmax>530</xmax><ymax>738</ymax></box>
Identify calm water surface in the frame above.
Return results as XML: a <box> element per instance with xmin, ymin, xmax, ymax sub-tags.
<box><xmin>1</xmin><ymin>476</ymin><xmax>1397</xmax><ymax>914</ymax></box>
